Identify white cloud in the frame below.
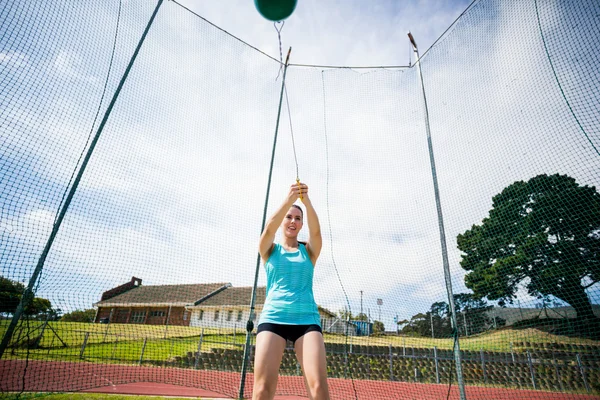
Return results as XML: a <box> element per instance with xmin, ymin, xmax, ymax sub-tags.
<box><xmin>51</xmin><ymin>51</ymin><xmax>99</xmax><ymax>84</ymax></box>
<box><xmin>24</xmin><ymin>209</ymin><xmax>55</xmax><ymax>227</ymax></box>
<box><xmin>0</xmin><ymin>51</ymin><xmax>29</xmax><ymax>68</ymax></box>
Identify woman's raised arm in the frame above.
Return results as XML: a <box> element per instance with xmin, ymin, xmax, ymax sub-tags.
<box><xmin>258</xmin><ymin>183</ymin><xmax>305</xmax><ymax>261</ymax></box>
<box><xmin>301</xmin><ymin>185</ymin><xmax>322</xmax><ymax>265</ymax></box>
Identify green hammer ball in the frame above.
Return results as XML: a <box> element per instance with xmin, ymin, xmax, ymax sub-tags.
<box><xmin>254</xmin><ymin>0</ymin><xmax>298</xmax><ymax>21</ymax></box>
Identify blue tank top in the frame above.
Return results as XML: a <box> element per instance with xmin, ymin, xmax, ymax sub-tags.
<box><xmin>258</xmin><ymin>243</ymin><xmax>321</xmax><ymax>326</ymax></box>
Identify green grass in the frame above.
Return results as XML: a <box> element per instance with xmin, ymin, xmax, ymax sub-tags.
<box><xmin>3</xmin><ymin>321</ymin><xmax>246</xmax><ymax>365</ymax></box>
<box><xmin>324</xmin><ymin>327</ymin><xmax>599</xmax><ymax>352</ymax></box>
<box><xmin>0</xmin><ymin>320</ymin><xmax>220</xmax><ymax>348</ymax></box>
<box><xmin>3</xmin><ymin>321</ymin><xmax>598</xmax><ymax>366</ymax></box>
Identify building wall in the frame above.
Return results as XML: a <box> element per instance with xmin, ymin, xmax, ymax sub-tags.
<box><xmin>189</xmin><ymin>307</ymin><xmax>255</xmax><ymax>329</ymax></box>
<box><xmin>94</xmin><ymin>306</ymin><xmax>190</xmax><ymax>326</ymax></box>
<box><xmin>188</xmin><ymin>308</ymin><xmax>342</xmax><ymax>331</ymax></box>
<box><xmin>165</xmin><ymin>306</ymin><xmax>191</xmax><ymax>326</ymax></box>
<box><xmin>95</xmin><ymin>306</ymin><xmax>343</xmax><ymax>330</ymax></box>
<box><xmin>321</xmin><ymin>317</ymin><xmax>357</xmax><ymax>335</ymax></box>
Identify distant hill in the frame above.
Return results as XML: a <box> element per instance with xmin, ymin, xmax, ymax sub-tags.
<box><xmin>488</xmin><ymin>305</ymin><xmax>600</xmax><ymax>326</ymax></box>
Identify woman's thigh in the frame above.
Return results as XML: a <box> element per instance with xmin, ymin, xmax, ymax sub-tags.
<box><xmin>294</xmin><ymin>331</ymin><xmax>328</xmax><ymax>386</ymax></box>
<box><xmin>254</xmin><ymin>330</ymin><xmax>287</xmax><ymax>384</ymax></box>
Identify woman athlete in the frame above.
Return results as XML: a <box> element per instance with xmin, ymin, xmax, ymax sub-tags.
<box><xmin>253</xmin><ymin>182</ymin><xmax>330</xmax><ymax>400</ymax></box>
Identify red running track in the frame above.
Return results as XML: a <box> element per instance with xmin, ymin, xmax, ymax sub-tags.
<box><xmin>1</xmin><ymin>360</ymin><xmax>597</xmax><ymax>399</ymax></box>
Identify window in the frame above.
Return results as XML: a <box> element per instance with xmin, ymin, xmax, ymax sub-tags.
<box><xmin>227</xmin><ymin>310</ymin><xmax>233</xmax><ymax>321</ymax></box>
<box><xmin>198</xmin><ymin>310</ymin><xmax>204</xmax><ymax>320</ymax></box>
<box><xmin>237</xmin><ymin>310</ymin><xmax>243</xmax><ymax>322</ymax></box>
<box><xmin>214</xmin><ymin>310</ymin><xmax>220</xmax><ymax>321</ymax></box>
<box><xmin>183</xmin><ymin>311</ymin><xmax>188</xmax><ymax>321</ymax></box>
<box><xmin>150</xmin><ymin>311</ymin><xmax>165</xmax><ymax>317</ymax></box>
<box><xmin>131</xmin><ymin>310</ymin><xmax>146</xmax><ymax>323</ymax></box>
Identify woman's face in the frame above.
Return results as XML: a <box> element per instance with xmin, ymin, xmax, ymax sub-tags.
<box><xmin>282</xmin><ymin>207</ymin><xmax>303</xmax><ymax>238</ymax></box>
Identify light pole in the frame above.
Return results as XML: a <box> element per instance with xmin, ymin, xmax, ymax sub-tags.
<box><xmin>430</xmin><ymin>312</ymin><xmax>435</xmax><ymax>339</ymax></box>
<box><xmin>360</xmin><ymin>290</ymin><xmax>363</xmax><ymax>317</ymax></box>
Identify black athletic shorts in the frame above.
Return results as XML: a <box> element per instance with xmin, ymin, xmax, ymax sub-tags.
<box><xmin>257</xmin><ymin>323</ymin><xmax>322</xmax><ymax>343</ymax></box>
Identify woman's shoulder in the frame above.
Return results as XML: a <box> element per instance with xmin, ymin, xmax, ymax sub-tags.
<box><xmin>269</xmin><ymin>242</ymin><xmax>281</xmax><ymax>255</ymax></box>
<box><xmin>298</xmin><ymin>242</ymin><xmax>309</xmax><ymax>255</ymax></box>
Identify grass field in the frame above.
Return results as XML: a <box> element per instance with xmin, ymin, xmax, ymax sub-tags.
<box><xmin>324</xmin><ymin>327</ymin><xmax>600</xmax><ymax>352</ymax></box>
<box><xmin>0</xmin><ymin>320</ymin><xmax>220</xmax><ymax>347</ymax></box>
<box><xmin>2</xmin><ymin>320</ymin><xmax>598</xmax><ymax>365</ymax></box>
<box><xmin>1</xmin><ymin>320</ymin><xmax>242</xmax><ymax>364</ymax></box>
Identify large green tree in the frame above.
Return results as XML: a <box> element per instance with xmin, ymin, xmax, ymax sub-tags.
<box><xmin>453</xmin><ymin>293</ymin><xmax>493</xmax><ymax>335</ymax></box>
<box><xmin>0</xmin><ymin>276</ymin><xmax>25</xmax><ymax>315</ymax></box>
<box><xmin>457</xmin><ymin>174</ymin><xmax>600</xmax><ymax>320</ymax></box>
<box><xmin>337</xmin><ymin>309</ymin><xmax>369</xmax><ymax>322</ymax></box>
<box><xmin>0</xmin><ymin>276</ymin><xmax>52</xmax><ymax>317</ymax></box>
<box><xmin>400</xmin><ymin>295</ymin><xmax>494</xmax><ymax>337</ymax></box>
<box><xmin>400</xmin><ymin>312</ymin><xmax>429</xmax><ymax>336</ymax></box>
<box><xmin>429</xmin><ymin>301</ymin><xmax>452</xmax><ymax>337</ymax></box>
<box><xmin>61</xmin><ymin>309</ymin><xmax>96</xmax><ymax>322</ymax></box>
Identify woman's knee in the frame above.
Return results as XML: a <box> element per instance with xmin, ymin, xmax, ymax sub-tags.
<box><xmin>253</xmin><ymin>378</ymin><xmax>278</xmax><ymax>399</ymax></box>
<box><xmin>306</xmin><ymin>377</ymin><xmax>329</xmax><ymax>399</ymax></box>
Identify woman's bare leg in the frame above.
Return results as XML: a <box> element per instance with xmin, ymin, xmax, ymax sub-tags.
<box><xmin>253</xmin><ymin>331</ymin><xmax>286</xmax><ymax>400</ymax></box>
<box><xmin>294</xmin><ymin>331</ymin><xmax>330</xmax><ymax>400</ymax></box>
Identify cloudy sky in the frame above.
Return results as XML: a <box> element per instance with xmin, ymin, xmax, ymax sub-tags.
<box><xmin>1</xmin><ymin>0</ymin><xmax>598</xmax><ymax>330</ymax></box>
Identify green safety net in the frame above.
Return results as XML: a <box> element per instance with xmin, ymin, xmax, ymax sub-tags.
<box><xmin>1</xmin><ymin>0</ymin><xmax>598</xmax><ymax>399</ymax></box>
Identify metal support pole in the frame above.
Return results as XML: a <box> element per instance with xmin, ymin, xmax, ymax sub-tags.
<box><xmin>505</xmin><ymin>352</ymin><xmax>513</xmax><ymax>388</ymax></box>
<box><xmin>169</xmin><ymin>337</ymin><xmax>174</xmax><ymax>360</ymax></box>
<box><xmin>194</xmin><ymin>329</ymin><xmax>203</xmax><ymax>369</ymax></box>
<box><xmin>0</xmin><ymin>0</ymin><xmax>165</xmax><ymax>360</ymax></box>
<box><xmin>480</xmin><ymin>348</ymin><xmax>487</xmax><ymax>384</ymax></box>
<box><xmin>35</xmin><ymin>315</ymin><xmax>49</xmax><ymax>348</ymax></box>
<box><xmin>360</xmin><ymin>290</ymin><xmax>363</xmax><ymax>316</ymax></box>
<box><xmin>434</xmin><ymin>346</ymin><xmax>440</xmax><ymax>384</ymax></box>
<box><xmin>430</xmin><ymin>313</ymin><xmax>435</xmax><ymax>339</ymax></box>
<box><xmin>164</xmin><ymin>305</ymin><xmax>172</xmax><ymax>339</ymax></box>
<box><xmin>552</xmin><ymin>351</ymin><xmax>563</xmax><ymax>392</ymax></box>
<box><xmin>510</xmin><ymin>342</ymin><xmax>515</xmax><ymax>362</ymax></box>
<box><xmin>408</xmin><ymin>31</ymin><xmax>466</xmax><ymax>400</ymax></box>
<box><xmin>576</xmin><ymin>353</ymin><xmax>590</xmax><ymax>392</ymax></box>
<box><xmin>103</xmin><ymin>309</ymin><xmax>114</xmax><ymax>343</ymax></box>
<box><xmin>111</xmin><ymin>335</ymin><xmax>119</xmax><ymax>360</ymax></box>
<box><xmin>526</xmin><ymin>350</ymin><xmax>537</xmax><ymax>389</ymax></box>
<box><xmin>389</xmin><ymin>344</ymin><xmax>394</xmax><ymax>381</ymax></box>
<box><xmin>238</xmin><ymin>47</ymin><xmax>293</xmax><ymax>400</ymax></box>
<box><xmin>344</xmin><ymin>346</ymin><xmax>351</xmax><ymax>379</ymax></box>
<box><xmin>139</xmin><ymin>337</ymin><xmax>147</xmax><ymax>365</ymax></box>
<box><xmin>79</xmin><ymin>332</ymin><xmax>90</xmax><ymax>359</ymax></box>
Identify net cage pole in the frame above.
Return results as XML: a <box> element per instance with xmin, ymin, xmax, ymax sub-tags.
<box><xmin>238</xmin><ymin>47</ymin><xmax>293</xmax><ymax>400</ymax></box>
<box><xmin>408</xmin><ymin>31</ymin><xmax>467</xmax><ymax>400</ymax></box>
<box><xmin>0</xmin><ymin>0</ymin><xmax>165</xmax><ymax>360</ymax></box>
